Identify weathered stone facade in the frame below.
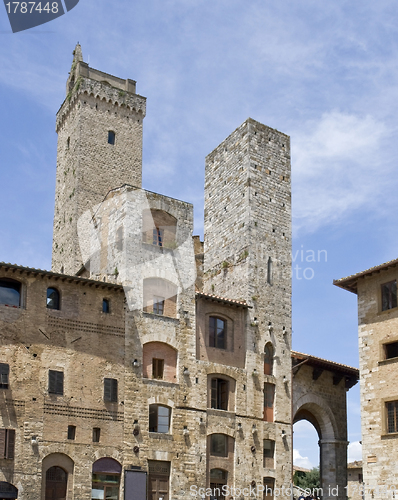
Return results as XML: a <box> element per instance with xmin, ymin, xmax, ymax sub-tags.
<box><xmin>0</xmin><ymin>44</ymin><xmax>359</xmax><ymax>500</ymax></box>
<box><xmin>335</xmin><ymin>260</ymin><xmax>398</xmax><ymax>500</ymax></box>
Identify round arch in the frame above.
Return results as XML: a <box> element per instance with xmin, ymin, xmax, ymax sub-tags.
<box><xmin>41</xmin><ymin>453</ymin><xmax>74</xmax><ymax>500</ymax></box>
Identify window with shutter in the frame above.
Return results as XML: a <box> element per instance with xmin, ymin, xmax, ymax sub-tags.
<box><xmin>210</xmin><ymin>378</ymin><xmax>228</xmax><ymax>410</ymax></box>
<box><xmin>104</xmin><ymin>378</ymin><xmax>118</xmax><ymax>402</ymax></box>
<box><xmin>48</xmin><ymin>370</ymin><xmax>64</xmax><ymax>395</ymax></box>
<box><xmin>0</xmin><ymin>363</ymin><xmax>9</xmax><ymax>389</ymax></box>
<box><xmin>209</xmin><ymin>317</ymin><xmax>226</xmax><ymax>349</ymax></box>
<box><xmin>0</xmin><ymin>429</ymin><xmax>15</xmax><ymax>459</ymax></box>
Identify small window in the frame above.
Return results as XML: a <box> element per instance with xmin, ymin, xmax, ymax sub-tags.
<box><xmin>104</xmin><ymin>378</ymin><xmax>118</xmax><ymax>402</ymax></box>
<box><xmin>153</xmin><ymin>227</ymin><xmax>164</xmax><ymax>247</ymax></box>
<box><xmin>264</xmin><ymin>477</ymin><xmax>275</xmax><ymax>499</ymax></box>
<box><xmin>382</xmin><ymin>280</ymin><xmax>397</xmax><ymax>311</ymax></box>
<box><xmin>210</xmin><ymin>469</ymin><xmax>227</xmax><ymax>500</ymax></box>
<box><xmin>211</xmin><ymin>378</ymin><xmax>228</xmax><ymax>410</ymax></box>
<box><xmin>0</xmin><ymin>429</ymin><xmax>15</xmax><ymax>459</ymax></box>
<box><xmin>102</xmin><ymin>299</ymin><xmax>110</xmax><ymax>314</ymax></box>
<box><xmin>93</xmin><ymin>428</ymin><xmax>101</xmax><ymax>442</ymax></box>
<box><xmin>149</xmin><ymin>404</ymin><xmax>171</xmax><ymax>433</ymax></box>
<box><xmin>263</xmin><ymin>383</ymin><xmax>275</xmax><ymax>422</ymax></box>
<box><xmin>67</xmin><ymin>425</ymin><xmax>76</xmax><ymax>440</ymax></box>
<box><xmin>210</xmin><ymin>434</ymin><xmax>228</xmax><ymax>457</ymax></box>
<box><xmin>47</xmin><ymin>288</ymin><xmax>60</xmax><ymax>310</ymax></box>
<box><xmin>0</xmin><ymin>279</ymin><xmax>21</xmax><ymax>307</ymax></box>
<box><xmin>152</xmin><ymin>359</ymin><xmax>164</xmax><ymax>380</ymax></box>
<box><xmin>108</xmin><ymin>130</ymin><xmax>115</xmax><ymax>145</ymax></box>
<box><xmin>264</xmin><ymin>344</ymin><xmax>274</xmax><ymax>375</ymax></box>
<box><xmin>209</xmin><ymin>317</ymin><xmax>226</xmax><ymax>349</ymax></box>
<box><xmin>153</xmin><ymin>296</ymin><xmax>164</xmax><ymax>315</ymax></box>
<box><xmin>49</xmin><ymin>370</ymin><xmax>64</xmax><ymax>395</ymax></box>
<box><xmin>66</xmin><ymin>137</ymin><xmax>70</xmax><ymax>149</ymax></box>
<box><xmin>263</xmin><ymin>439</ymin><xmax>275</xmax><ymax>468</ymax></box>
<box><xmin>386</xmin><ymin>401</ymin><xmax>398</xmax><ymax>433</ymax></box>
<box><xmin>267</xmin><ymin>257</ymin><xmax>273</xmax><ymax>285</ymax></box>
<box><xmin>0</xmin><ymin>363</ymin><xmax>9</xmax><ymax>389</ymax></box>
<box><xmin>384</xmin><ymin>341</ymin><xmax>398</xmax><ymax>360</ymax></box>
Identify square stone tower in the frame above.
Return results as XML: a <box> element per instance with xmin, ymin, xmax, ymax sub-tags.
<box><xmin>204</xmin><ymin>118</ymin><xmax>292</xmax><ymax>491</ymax></box>
<box><xmin>52</xmin><ymin>44</ymin><xmax>146</xmax><ymax>275</ymax></box>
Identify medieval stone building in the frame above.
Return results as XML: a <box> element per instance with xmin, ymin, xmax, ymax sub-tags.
<box><xmin>335</xmin><ymin>259</ymin><xmax>398</xmax><ymax>499</ymax></box>
<box><xmin>0</xmin><ymin>44</ymin><xmax>358</xmax><ymax>500</ymax></box>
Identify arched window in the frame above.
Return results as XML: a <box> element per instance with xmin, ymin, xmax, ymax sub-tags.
<box><xmin>0</xmin><ymin>481</ymin><xmax>18</xmax><ymax>499</ymax></box>
<box><xmin>209</xmin><ymin>317</ymin><xmax>226</xmax><ymax>349</ymax></box>
<box><xmin>0</xmin><ymin>279</ymin><xmax>21</xmax><ymax>307</ymax></box>
<box><xmin>92</xmin><ymin>458</ymin><xmax>121</xmax><ymax>500</ymax></box>
<box><xmin>210</xmin><ymin>469</ymin><xmax>227</xmax><ymax>500</ymax></box>
<box><xmin>47</xmin><ymin>288</ymin><xmax>60</xmax><ymax>310</ymax></box>
<box><xmin>102</xmin><ymin>299</ymin><xmax>110</xmax><ymax>313</ymax></box>
<box><xmin>46</xmin><ymin>466</ymin><xmax>67</xmax><ymax>500</ymax></box>
<box><xmin>149</xmin><ymin>404</ymin><xmax>171</xmax><ymax>433</ymax></box>
<box><xmin>264</xmin><ymin>343</ymin><xmax>274</xmax><ymax>375</ymax></box>
<box><xmin>210</xmin><ymin>434</ymin><xmax>228</xmax><ymax>457</ymax></box>
<box><xmin>108</xmin><ymin>130</ymin><xmax>115</xmax><ymax>145</ymax></box>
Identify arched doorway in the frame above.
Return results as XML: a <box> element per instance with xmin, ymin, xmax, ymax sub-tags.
<box><xmin>0</xmin><ymin>481</ymin><xmax>18</xmax><ymax>499</ymax></box>
<box><xmin>92</xmin><ymin>457</ymin><xmax>121</xmax><ymax>500</ymax></box>
<box><xmin>45</xmin><ymin>466</ymin><xmax>67</xmax><ymax>500</ymax></box>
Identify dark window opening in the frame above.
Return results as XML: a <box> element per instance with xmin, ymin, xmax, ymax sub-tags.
<box><xmin>0</xmin><ymin>429</ymin><xmax>15</xmax><ymax>459</ymax></box>
<box><xmin>210</xmin><ymin>469</ymin><xmax>227</xmax><ymax>500</ymax></box>
<box><xmin>264</xmin><ymin>344</ymin><xmax>274</xmax><ymax>375</ymax></box>
<box><xmin>67</xmin><ymin>425</ymin><xmax>76</xmax><ymax>440</ymax></box>
<box><xmin>152</xmin><ymin>359</ymin><xmax>164</xmax><ymax>380</ymax></box>
<box><xmin>263</xmin><ymin>383</ymin><xmax>275</xmax><ymax>422</ymax></box>
<box><xmin>108</xmin><ymin>130</ymin><xmax>115</xmax><ymax>145</ymax></box>
<box><xmin>102</xmin><ymin>299</ymin><xmax>110</xmax><ymax>314</ymax></box>
<box><xmin>384</xmin><ymin>341</ymin><xmax>398</xmax><ymax>360</ymax></box>
<box><xmin>209</xmin><ymin>317</ymin><xmax>226</xmax><ymax>349</ymax></box>
<box><xmin>49</xmin><ymin>370</ymin><xmax>64</xmax><ymax>395</ymax></box>
<box><xmin>263</xmin><ymin>439</ymin><xmax>275</xmax><ymax>468</ymax></box>
<box><xmin>382</xmin><ymin>280</ymin><xmax>397</xmax><ymax>311</ymax></box>
<box><xmin>387</xmin><ymin>401</ymin><xmax>398</xmax><ymax>433</ymax></box>
<box><xmin>153</xmin><ymin>296</ymin><xmax>164</xmax><ymax>315</ymax></box>
<box><xmin>0</xmin><ymin>363</ymin><xmax>9</xmax><ymax>389</ymax></box>
<box><xmin>264</xmin><ymin>477</ymin><xmax>275</xmax><ymax>499</ymax></box>
<box><xmin>210</xmin><ymin>434</ymin><xmax>228</xmax><ymax>457</ymax></box>
<box><xmin>211</xmin><ymin>378</ymin><xmax>228</xmax><ymax>410</ymax></box>
<box><xmin>66</xmin><ymin>137</ymin><xmax>70</xmax><ymax>149</ymax></box>
<box><xmin>93</xmin><ymin>428</ymin><xmax>101</xmax><ymax>443</ymax></box>
<box><xmin>104</xmin><ymin>378</ymin><xmax>118</xmax><ymax>402</ymax></box>
<box><xmin>153</xmin><ymin>227</ymin><xmax>164</xmax><ymax>247</ymax></box>
<box><xmin>149</xmin><ymin>405</ymin><xmax>171</xmax><ymax>433</ymax></box>
<box><xmin>47</xmin><ymin>288</ymin><xmax>60</xmax><ymax>310</ymax></box>
<box><xmin>0</xmin><ymin>279</ymin><xmax>21</xmax><ymax>307</ymax></box>
<box><xmin>267</xmin><ymin>257</ymin><xmax>273</xmax><ymax>285</ymax></box>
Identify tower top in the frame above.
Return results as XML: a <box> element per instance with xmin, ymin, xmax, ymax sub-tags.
<box><xmin>72</xmin><ymin>43</ymin><xmax>83</xmax><ymax>64</ymax></box>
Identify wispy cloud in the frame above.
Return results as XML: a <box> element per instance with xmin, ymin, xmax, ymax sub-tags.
<box><xmin>348</xmin><ymin>441</ymin><xmax>362</xmax><ymax>462</ymax></box>
<box><xmin>293</xmin><ymin>449</ymin><xmax>313</xmax><ymax>470</ymax></box>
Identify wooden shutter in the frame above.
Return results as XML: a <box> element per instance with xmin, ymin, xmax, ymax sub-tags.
<box><xmin>56</xmin><ymin>371</ymin><xmax>64</xmax><ymax>395</ymax></box>
<box><xmin>104</xmin><ymin>378</ymin><xmax>111</xmax><ymax>401</ymax></box>
<box><xmin>209</xmin><ymin>317</ymin><xmax>215</xmax><ymax>347</ymax></box>
<box><xmin>0</xmin><ymin>429</ymin><xmax>6</xmax><ymax>458</ymax></box>
<box><xmin>211</xmin><ymin>379</ymin><xmax>217</xmax><ymax>408</ymax></box>
<box><xmin>220</xmin><ymin>380</ymin><xmax>228</xmax><ymax>410</ymax></box>
<box><xmin>6</xmin><ymin>429</ymin><xmax>15</xmax><ymax>459</ymax></box>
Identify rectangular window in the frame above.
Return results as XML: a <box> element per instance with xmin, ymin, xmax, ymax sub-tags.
<box><xmin>67</xmin><ymin>425</ymin><xmax>76</xmax><ymax>440</ymax></box>
<box><xmin>153</xmin><ymin>296</ymin><xmax>164</xmax><ymax>315</ymax></box>
<box><xmin>152</xmin><ymin>359</ymin><xmax>164</xmax><ymax>379</ymax></box>
<box><xmin>0</xmin><ymin>429</ymin><xmax>15</xmax><ymax>459</ymax></box>
<box><xmin>209</xmin><ymin>317</ymin><xmax>226</xmax><ymax>349</ymax></box>
<box><xmin>0</xmin><ymin>363</ymin><xmax>9</xmax><ymax>389</ymax></box>
<box><xmin>93</xmin><ymin>427</ymin><xmax>101</xmax><ymax>443</ymax></box>
<box><xmin>384</xmin><ymin>341</ymin><xmax>398</xmax><ymax>360</ymax></box>
<box><xmin>149</xmin><ymin>405</ymin><xmax>171</xmax><ymax>433</ymax></box>
<box><xmin>263</xmin><ymin>439</ymin><xmax>275</xmax><ymax>468</ymax></box>
<box><xmin>104</xmin><ymin>378</ymin><xmax>118</xmax><ymax>402</ymax></box>
<box><xmin>211</xmin><ymin>378</ymin><xmax>228</xmax><ymax>410</ymax></box>
<box><xmin>382</xmin><ymin>280</ymin><xmax>397</xmax><ymax>311</ymax></box>
<box><xmin>386</xmin><ymin>401</ymin><xmax>398</xmax><ymax>433</ymax></box>
<box><xmin>210</xmin><ymin>434</ymin><xmax>228</xmax><ymax>457</ymax></box>
<box><xmin>153</xmin><ymin>228</ymin><xmax>164</xmax><ymax>247</ymax></box>
<box><xmin>49</xmin><ymin>370</ymin><xmax>64</xmax><ymax>395</ymax></box>
<box><xmin>263</xmin><ymin>383</ymin><xmax>275</xmax><ymax>422</ymax></box>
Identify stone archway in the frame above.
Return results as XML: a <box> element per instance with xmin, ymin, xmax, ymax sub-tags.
<box><xmin>292</xmin><ymin>351</ymin><xmax>358</xmax><ymax>500</ymax></box>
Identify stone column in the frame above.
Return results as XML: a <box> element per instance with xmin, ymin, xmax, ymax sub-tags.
<box><xmin>319</xmin><ymin>439</ymin><xmax>348</xmax><ymax>500</ymax></box>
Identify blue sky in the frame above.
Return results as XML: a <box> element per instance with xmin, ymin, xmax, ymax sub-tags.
<box><xmin>2</xmin><ymin>0</ymin><xmax>398</xmax><ymax>469</ymax></box>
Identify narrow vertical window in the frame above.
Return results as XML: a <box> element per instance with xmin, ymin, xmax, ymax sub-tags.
<box><xmin>267</xmin><ymin>257</ymin><xmax>273</xmax><ymax>285</ymax></box>
<box><xmin>0</xmin><ymin>429</ymin><xmax>15</xmax><ymax>459</ymax></box>
<box><xmin>66</xmin><ymin>137</ymin><xmax>70</xmax><ymax>149</ymax></box>
<box><xmin>264</xmin><ymin>344</ymin><xmax>274</xmax><ymax>375</ymax></box>
<box><xmin>153</xmin><ymin>296</ymin><xmax>165</xmax><ymax>315</ymax></box>
<box><xmin>0</xmin><ymin>363</ymin><xmax>9</xmax><ymax>389</ymax></box>
<box><xmin>263</xmin><ymin>439</ymin><xmax>275</xmax><ymax>468</ymax></box>
<box><xmin>152</xmin><ymin>359</ymin><xmax>164</xmax><ymax>380</ymax></box>
<box><xmin>67</xmin><ymin>425</ymin><xmax>76</xmax><ymax>440</ymax></box>
<box><xmin>211</xmin><ymin>378</ymin><xmax>228</xmax><ymax>410</ymax></box>
<box><xmin>93</xmin><ymin>428</ymin><xmax>101</xmax><ymax>442</ymax></box>
<box><xmin>102</xmin><ymin>299</ymin><xmax>110</xmax><ymax>313</ymax></box>
<box><xmin>382</xmin><ymin>281</ymin><xmax>397</xmax><ymax>311</ymax></box>
<box><xmin>153</xmin><ymin>227</ymin><xmax>164</xmax><ymax>246</ymax></box>
<box><xmin>49</xmin><ymin>370</ymin><xmax>64</xmax><ymax>395</ymax></box>
<box><xmin>108</xmin><ymin>131</ymin><xmax>115</xmax><ymax>145</ymax></box>
<box><xmin>47</xmin><ymin>288</ymin><xmax>60</xmax><ymax>310</ymax></box>
<box><xmin>104</xmin><ymin>378</ymin><xmax>118</xmax><ymax>402</ymax></box>
<box><xmin>263</xmin><ymin>383</ymin><xmax>275</xmax><ymax>422</ymax></box>
<box><xmin>209</xmin><ymin>317</ymin><xmax>226</xmax><ymax>349</ymax></box>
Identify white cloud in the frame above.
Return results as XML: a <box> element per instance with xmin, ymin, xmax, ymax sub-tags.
<box><xmin>292</xmin><ymin>110</ymin><xmax>393</xmax><ymax>235</ymax></box>
<box><xmin>348</xmin><ymin>441</ymin><xmax>362</xmax><ymax>463</ymax></box>
<box><xmin>293</xmin><ymin>449</ymin><xmax>313</xmax><ymax>470</ymax></box>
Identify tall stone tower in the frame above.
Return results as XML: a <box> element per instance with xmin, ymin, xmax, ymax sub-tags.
<box><xmin>204</xmin><ymin>118</ymin><xmax>292</xmax><ymax>490</ymax></box>
<box><xmin>52</xmin><ymin>44</ymin><xmax>146</xmax><ymax>275</ymax></box>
